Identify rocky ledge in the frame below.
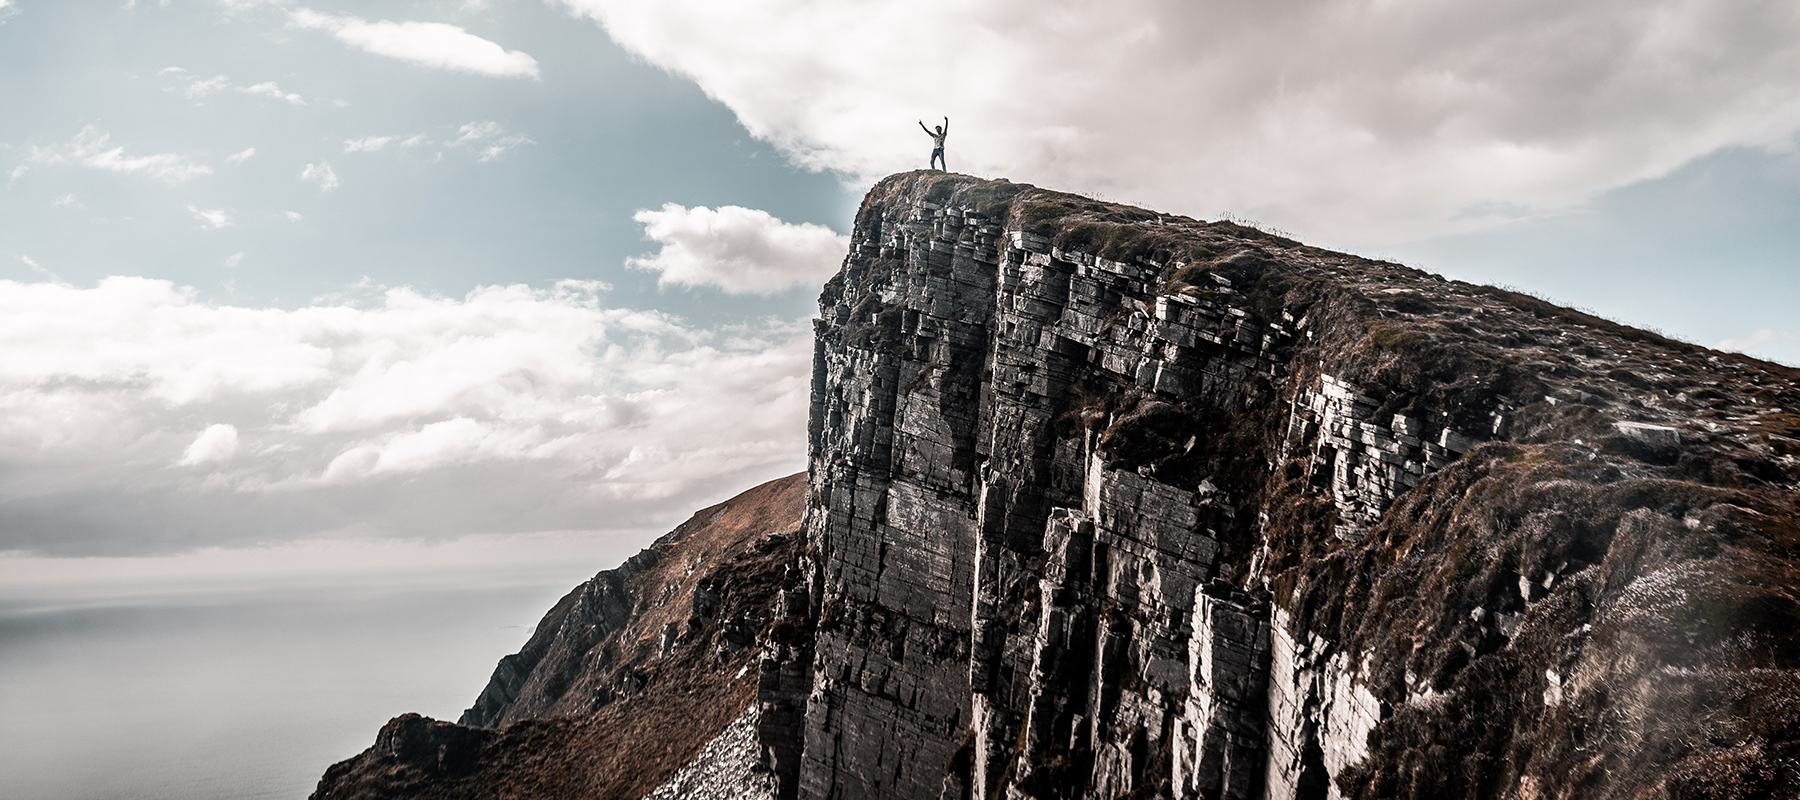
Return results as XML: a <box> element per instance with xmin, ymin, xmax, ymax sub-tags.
<box><xmin>316</xmin><ymin>172</ymin><xmax>1800</xmax><ymax>800</ymax></box>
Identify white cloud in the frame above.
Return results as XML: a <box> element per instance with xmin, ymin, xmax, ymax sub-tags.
<box><xmin>300</xmin><ymin>161</ymin><xmax>339</xmax><ymax>192</ymax></box>
<box><xmin>160</xmin><ymin>71</ymin><xmax>304</xmax><ymax>106</ymax></box>
<box><xmin>321</xmin><ymin>418</ymin><xmax>546</xmax><ymax>481</ymax></box>
<box><xmin>216</xmin><ymin>0</ymin><xmax>276</xmax><ymax>13</ymax></box>
<box><xmin>186</xmin><ymin>205</ymin><xmax>232</xmax><ymax>229</ymax></box>
<box><xmin>343</xmin><ymin>135</ymin><xmax>396</xmax><ymax>153</ymax></box>
<box><xmin>1716</xmin><ymin>328</ymin><xmax>1795</xmax><ymax>353</ymax></box>
<box><xmin>0</xmin><ymin>278</ymin><xmax>811</xmax><ymax>556</ymax></box>
<box><xmin>449</xmin><ymin>120</ymin><xmax>535</xmax><ymax>161</ymax></box>
<box><xmin>51</xmin><ymin>193</ymin><xmax>79</xmax><ymax>208</ymax></box>
<box><xmin>25</xmin><ymin>127</ymin><xmax>211</xmax><ymax>184</ymax></box>
<box><xmin>184</xmin><ymin>74</ymin><xmax>230</xmax><ymax>99</ymax></box>
<box><xmin>559</xmin><ymin>0</ymin><xmax>1800</xmax><ymax>243</ymax></box>
<box><xmin>237</xmin><ymin>81</ymin><xmax>307</xmax><ymax>105</ymax></box>
<box><xmin>224</xmin><ymin>252</ymin><xmax>245</xmax><ymax>268</ymax></box>
<box><xmin>288</xmin><ymin>9</ymin><xmax>540</xmax><ymax>78</ymax></box>
<box><xmin>627</xmin><ymin>203</ymin><xmax>847</xmax><ymax>294</ymax></box>
<box><xmin>226</xmin><ymin>147</ymin><xmax>256</xmax><ymax>164</ymax></box>
<box><xmin>284</xmin><ymin>211</ymin><xmax>303</xmax><ymax>221</ymax></box>
<box><xmin>179</xmin><ymin>424</ymin><xmax>239</xmax><ymax>466</ymax></box>
<box><xmin>452</xmin><ymin>120</ymin><xmax>502</xmax><ymax>145</ymax></box>
<box><xmin>0</xmin><ymin>0</ymin><xmax>19</xmax><ymax>25</ymax></box>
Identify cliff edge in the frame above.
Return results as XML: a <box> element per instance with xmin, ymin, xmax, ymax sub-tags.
<box><xmin>316</xmin><ymin>171</ymin><xmax>1800</xmax><ymax>800</ymax></box>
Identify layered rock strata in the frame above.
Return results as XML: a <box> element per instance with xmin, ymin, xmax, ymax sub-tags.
<box><xmin>786</xmin><ymin>172</ymin><xmax>1800</xmax><ymax>800</ymax></box>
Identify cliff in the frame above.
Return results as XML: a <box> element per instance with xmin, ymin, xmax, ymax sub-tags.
<box><xmin>315</xmin><ymin>172</ymin><xmax>1800</xmax><ymax>800</ymax></box>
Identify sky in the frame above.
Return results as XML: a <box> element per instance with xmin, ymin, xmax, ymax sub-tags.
<box><xmin>1</xmin><ymin>0</ymin><xmax>1797</xmax><ymax>579</ymax></box>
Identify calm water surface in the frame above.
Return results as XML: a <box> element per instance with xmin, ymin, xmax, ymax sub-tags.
<box><xmin>0</xmin><ymin>578</ymin><xmax>580</xmax><ymax>800</ymax></box>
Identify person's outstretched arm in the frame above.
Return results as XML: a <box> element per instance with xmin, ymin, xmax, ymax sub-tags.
<box><xmin>920</xmin><ymin>120</ymin><xmax>932</xmax><ymax>136</ymax></box>
<box><xmin>943</xmin><ymin>117</ymin><xmax>949</xmax><ymax>135</ymax></box>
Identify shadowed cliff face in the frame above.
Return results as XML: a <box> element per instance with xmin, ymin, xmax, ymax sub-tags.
<box><xmin>313</xmin><ymin>172</ymin><xmax>1800</xmax><ymax>800</ymax></box>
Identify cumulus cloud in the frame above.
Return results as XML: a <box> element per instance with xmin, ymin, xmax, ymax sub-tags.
<box><xmin>320</xmin><ymin>418</ymin><xmax>547</xmax><ymax>481</ymax></box>
<box><xmin>24</xmin><ymin>127</ymin><xmax>211</xmax><ymax>184</ymax></box>
<box><xmin>627</xmin><ymin>203</ymin><xmax>848</xmax><ymax>294</ymax></box>
<box><xmin>226</xmin><ymin>147</ymin><xmax>256</xmax><ymax>164</ymax></box>
<box><xmin>559</xmin><ymin>0</ymin><xmax>1800</xmax><ymax>242</ymax></box>
<box><xmin>186</xmin><ymin>205</ymin><xmax>232</xmax><ymax>229</ymax></box>
<box><xmin>224</xmin><ymin>252</ymin><xmax>244</xmax><ymax>268</ymax></box>
<box><xmin>450</xmin><ymin>120</ymin><xmax>535</xmax><ymax>161</ymax></box>
<box><xmin>0</xmin><ymin>0</ymin><xmax>18</xmax><ymax>25</ymax></box>
<box><xmin>0</xmin><ymin>278</ymin><xmax>812</xmax><ymax>556</ymax></box>
<box><xmin>300</xmin><ymin>161</ymin><xmax>339</xmax><ymax>192</ymax></box>
<box><xmin>237</xmin><ymin>81</ymin><xmax>307</xmax><ymax>105</ymax></box>
<box><xmin>179</xmin><ymin>424</ymin><xmax>239</xmax><ymax>466</ymax></box>
<box><xmin>288</xmin><ymin>9</ymin><xmax>540</xmax><ymax>78</ymax></box>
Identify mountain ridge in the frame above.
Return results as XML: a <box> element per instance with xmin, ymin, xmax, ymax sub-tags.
<box><xmin>315</xmin><ymin>171</ymin><xmax>1800</xmax><ymax>800</ymax></box>
<box><xmin>311</xmin><ymin>472</ymin><xmax>806</xmax><ymax>800</ymax></box>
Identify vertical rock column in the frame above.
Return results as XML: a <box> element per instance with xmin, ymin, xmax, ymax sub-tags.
<box><xmin>797</xmin><ymin>201</ymin><xmax>1001</xmax><ymax>800</ymax></box>
<box><xmin>1179</xmin><ymin>587</ymin><xmax>1271</xmax><ymax>800</ymax></box>
<box><xmin>1261</xmin><ymin>609</ymin><xmax>1383</xmax><ymax>800</ymax></box>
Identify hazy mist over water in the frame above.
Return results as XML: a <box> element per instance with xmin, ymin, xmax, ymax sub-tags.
<box><xmin>0</xmin><ymin>575</ymin><xmax>587</xmax><ymax>800</ymax></box>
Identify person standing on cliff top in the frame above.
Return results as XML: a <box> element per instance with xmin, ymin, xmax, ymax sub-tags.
<box><xmin>920</xmin><ymin>117</ymin><xmax>948</xmax><ymax>171</ymax></box>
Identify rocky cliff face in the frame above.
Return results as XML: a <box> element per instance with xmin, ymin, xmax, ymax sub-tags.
<box><xmin>787</xmin><ymin>172</ymin><xmax>1799</xmax><ymax>800</ymax></box>
<box><xmin>314</xmin><ymin>172</ymin><xmax>1800</xmax><ymax>800</ymax></box>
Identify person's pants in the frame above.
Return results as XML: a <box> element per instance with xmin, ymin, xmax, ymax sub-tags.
<box><xmin>931</xmin><ymin>148</ymin><xmax>945</xmax><ymax>171</ymax></box>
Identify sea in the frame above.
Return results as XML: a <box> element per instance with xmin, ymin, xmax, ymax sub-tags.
<box><xmin>0</xmin><ymin>546</ymin><xmax>627</xmax><ymax>800</ymax></box>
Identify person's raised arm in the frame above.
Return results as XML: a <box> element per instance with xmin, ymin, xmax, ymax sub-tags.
<box><xmin>920</xmin><ymin>120</ymin><xmax>933</xmax><ymax>136</ymax></box>
<box><xmin>942</xmin><ymin>117</ymin><xmax>949</xmax><ymax>135</ymax></box>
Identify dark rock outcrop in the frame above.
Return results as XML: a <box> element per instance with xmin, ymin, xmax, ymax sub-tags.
<box><xmin>315</xmin><ymin>172</ymin><xmax>1800</xmax><ymax>800</ymax></box>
